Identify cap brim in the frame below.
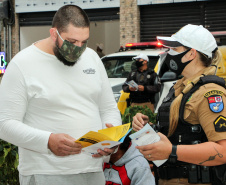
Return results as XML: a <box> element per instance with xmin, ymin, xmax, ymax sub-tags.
<box><xmin>157</xmin><ymin>36</ymin><xmax>183</xmax><ymax>48</ymax></box>
<box><xmin>132</xmin><ymin>57</ymin><xmax>149</xmax><ymax>62</ymax></box>
<box><xmin>133</xmin><ymin>57</ymin><xmax>140</xmax><ymax>60</ymax></box>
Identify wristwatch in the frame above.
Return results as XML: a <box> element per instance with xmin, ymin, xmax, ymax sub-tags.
<box><xmin>169</xmin><ymin>145</ymin><xmax>177</xmax><ymax>163</ymax></box>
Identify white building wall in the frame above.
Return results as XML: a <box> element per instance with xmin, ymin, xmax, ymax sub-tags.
<box><xmin>20</xmin><ymin>26</ymin><xmax>51</xmax><ymax>50</ymax></box>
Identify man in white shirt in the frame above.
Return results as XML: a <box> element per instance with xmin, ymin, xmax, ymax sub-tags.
<box><xmin>0</xmin><ymin>5</ymin><xmax>121</xmax><ymax>185</ymax></box>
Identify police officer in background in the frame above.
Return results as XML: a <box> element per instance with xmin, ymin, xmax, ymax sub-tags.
<box><xmin>122</xmin><ymin>54</ymin><xmax>161</xmax><ymax>113</ymax></box>
<box><xmin>132</xmin><ymin>24</ymin><xmax>226</xmax><ymax>185</ymax></box>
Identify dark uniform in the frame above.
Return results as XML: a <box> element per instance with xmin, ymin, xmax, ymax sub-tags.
<box><xmin>122</xmin><ymin>68</ymin><xmax>161</xmax><ymax>112</ymax></box>
<box><xmin>156</xmin><ymin>69</ymin><xmax>226</xmax><ymax>185</ymax></box>
<box><xmin>97</xmin><ymin>51</ymin><xmax>105</xmax><ymax>58</ymax></box>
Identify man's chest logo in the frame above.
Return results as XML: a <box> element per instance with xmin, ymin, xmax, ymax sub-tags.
<box><xmin>83</xmin><ymin>68</ymin><xmax>96</xmax><ymax>74</ymax></box>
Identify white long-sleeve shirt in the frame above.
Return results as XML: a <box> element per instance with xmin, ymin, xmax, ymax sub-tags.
<box><xmin>0</xmin><ymin>44</ymin><xmax>121</xmax><ymax>175</ymax></box>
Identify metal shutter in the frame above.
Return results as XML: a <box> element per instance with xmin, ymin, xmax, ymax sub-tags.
<box><xmin>204</xmin><ymin>1</ymin><xmax>226</xmax><ymax>32</ymax></box>
<box><xmin>19</xmin><ymin>8</ymin><xmax>119</xmax><ymax>26</ymax></box>
<box><xmin>140</xmin><ymin>1</ymin><xmax>226</xmax><ymax>42</ymax></box>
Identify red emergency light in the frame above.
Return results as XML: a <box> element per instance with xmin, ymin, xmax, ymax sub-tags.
<box><xmin>157</xmin><ymin>41</ymin><xmax>163</xmax><ymax>46</ymax></box>
<box><xmin>125</xmin><ymin>41</ymin><xmax>163</xmax><ymax>49</ymax></box>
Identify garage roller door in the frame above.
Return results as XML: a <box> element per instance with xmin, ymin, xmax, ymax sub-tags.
<box><xmin>140</xmin><ymin>0</ymin><xmax>226</xmax><ymax>42</ymax></box>
<box><xmin>19</xmin><ymin>8</ymin><xmax>119</xmax><ymax>26</ymax></box>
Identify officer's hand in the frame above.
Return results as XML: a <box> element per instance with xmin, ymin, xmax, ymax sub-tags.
<box><xmin>132</xmin><ymin>113</ymin><xmax>149</xmax><ymax>131</ymax></box>
<box><xmin>136</xmin><ymin>132</ymin><xmax>172</xmax><ymax>161</ymax></box>
<box><xmin>129</xmin><ymin>86</ymin><xmax>137</xmax><ymax>91</ymax></box>
<box><xmin>92</xmin><ymin>123</ymin><xmax>117</xmax><ymax>158</ymax></box>
<box><xmin>48</xmin><ymin>133</ymin><xmax>82</xmax><ymax>156</ymax></box>
<box><xmin>138</xmin><ymin>85</ymin><xmax>144</xmax><ymax>91</ymax></box>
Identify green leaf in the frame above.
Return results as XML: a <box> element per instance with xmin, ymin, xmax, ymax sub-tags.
<box><xmin>3</xmin><ymin>147</ymin><xmax>11</xmax><ymax>158</ymax></box>
<box><xmin>14</xmin><ymin>153</ymin><xmax>19</xmax><ymax>168</ymax></box>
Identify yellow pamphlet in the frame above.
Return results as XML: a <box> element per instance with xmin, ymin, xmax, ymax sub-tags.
<box><xmin>75</xmin><ymin>123</ymin><xmax>131</xmax><ymax>155</ymax></box>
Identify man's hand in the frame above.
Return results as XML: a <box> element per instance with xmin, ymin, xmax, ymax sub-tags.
<box><xmin>92</xmin><ymin>123</ymin><xmax>117</xmax><ymax>158</ymax></box>
<box><xmin>48</xmin><ymin>133</ymin><xmax>82</xmax><ymax>156</ymax></box>
<box><xmin>105</xmin><ymin>123</ymin><xmax>113</xmax><ymax>128</ymax></box>
<box><xmin>138</xmin><ymin>85</ymin><xmax>144</xmax><ymax>91</ymax></box>
<box><xmin>129</xmin><ymin>86</ymin><xmax>137</xmax><ymax>91</ymax></box>
<box><xmin>92</xmin><ymin>145</ymin><xmax>118</xmax><ymax>158</ymax></box>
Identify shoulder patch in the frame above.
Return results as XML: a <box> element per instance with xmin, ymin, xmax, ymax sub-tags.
<box><xmin>204</xmin><ymin>90</ymin><xmax>224</xmax><ymax>113</ymax></box>
<box><xmin>206</xmin><ymin>95</ymin><xmax>224</xmax><ymax>113</ymax></box>
<box><xmin>214</xmin><ymin>116</ymin><xmax>226</xmax><ymax>132</ymax></box>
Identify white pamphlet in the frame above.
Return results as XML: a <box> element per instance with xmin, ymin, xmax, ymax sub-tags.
<box><xmin>125</xmin><ymin>80</ymin><xmax>138</xmax><ymax>90</ymax></box>
<box><xmin>81</xmin><ymin>140</ymin><xmax>121</xmax><ymax>155</ymax></box>
<box><xmin>129</xmin><ymin>124</ymin><xmax>167</xmax><ymax>167</ymax></box>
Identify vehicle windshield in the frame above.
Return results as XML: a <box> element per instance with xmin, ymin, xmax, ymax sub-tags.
<box><xmin>102</xmin><ymin>56</ymin><xmax>159</xmax><ymax>78</ymax></box>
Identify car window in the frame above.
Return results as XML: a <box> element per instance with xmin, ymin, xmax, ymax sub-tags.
<box><xmin>102</xmin><ymin>56</ymin><xmax>159</xmax><ymax>78</ymax></box>
<box><xmin>103</xmin><ymin>59</ymin><xmax>117</xmax><ymax>78</ymax></box>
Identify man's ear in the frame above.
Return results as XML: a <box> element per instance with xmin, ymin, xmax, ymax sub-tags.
<box><xmin>50</xmin><ymin>28</ymin><xmax>57</xmax><ymax>42</ymax></box>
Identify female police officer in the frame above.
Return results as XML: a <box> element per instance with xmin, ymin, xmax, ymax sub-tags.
<box><xmin>132</xmin><ymin>24</ymin><xmax>226</xmax><ymax>185</ymax></box>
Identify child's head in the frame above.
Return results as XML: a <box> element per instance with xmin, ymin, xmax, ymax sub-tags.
<box><xmin>119</xmin><ymin>132</ymin><xmax>132</xmax><ymax>152</ymax></box>
<box><xmin>109</xmin><ymin>132</ymin><xmax>132</xmax><ymax>164</ymax></box>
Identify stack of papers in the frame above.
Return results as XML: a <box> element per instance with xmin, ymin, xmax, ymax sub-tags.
<box><xmin>75</xmin><ymin>123</ymin><xmax>131</xmax><ymax>155</ymax></box>
<box><xmin>129</xmin><ymin>124</ymin><xmax>167</xmax><ymax>167</ymax></box>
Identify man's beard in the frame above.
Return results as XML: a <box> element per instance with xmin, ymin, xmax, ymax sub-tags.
<box><xmin>53</xmin><ymin>39</ymin><xmax>77</xmax><ymax>67</ymax></box>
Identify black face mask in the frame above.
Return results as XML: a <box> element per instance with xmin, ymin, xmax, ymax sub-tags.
<box><xmin>164</xmin><ymin>49</ymin><xmax>192</xmax><ymax>75</ymax></box>
<box><xmin>135</xmin><ymin>60</ymin><xmax>144</xmax><ymax>68</ymax></box>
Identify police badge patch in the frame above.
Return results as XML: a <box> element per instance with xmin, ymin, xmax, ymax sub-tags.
<box><xmin>214</xmin><ymin>115</ymin><xmax>226</xmax><ymax>132</ymax></box>
<box><xmin>204</xmin><ymin>90</ymin><xmax>224</xmax><ymax>113</ymax></box>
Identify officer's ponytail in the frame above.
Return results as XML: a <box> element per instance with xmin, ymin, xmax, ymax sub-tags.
<box><xmin>168</xmin><ymin>50</ymin><xmax>222</xmax><ymax>137</ymax></box>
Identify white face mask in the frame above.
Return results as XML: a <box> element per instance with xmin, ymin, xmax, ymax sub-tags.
<box><xmin>168</xmin><ymin>49</ymin><xmax>180</xmax><ymax>56</ymax></box>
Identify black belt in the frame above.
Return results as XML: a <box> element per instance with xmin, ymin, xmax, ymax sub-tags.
<box><xmin>158</xmin><ymin>165</ymin><xmax>189</xmax><ymax>179</ymax></box>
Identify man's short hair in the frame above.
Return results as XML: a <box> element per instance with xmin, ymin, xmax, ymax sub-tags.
<box><xmin>52</xmin><ymin>5</ymin><xmax>90</xmax><ymax>33</ymax></box>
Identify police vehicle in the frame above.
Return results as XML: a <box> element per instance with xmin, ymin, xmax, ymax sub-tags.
<box><xmin>101</xmin><ymin>42</ymin><xmax>165</xmax><ymax>105</ymax></box>
<box><xmin>216</xmin><ymin>46</ymin><xmax>226</xmax><ymax>80</ymax></box>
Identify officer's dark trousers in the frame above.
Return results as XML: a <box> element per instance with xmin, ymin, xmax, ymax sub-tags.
<box><xmin>131</xmin><ymin>102</ymin><xmax>154</xmax><ymax>113</ymax></box>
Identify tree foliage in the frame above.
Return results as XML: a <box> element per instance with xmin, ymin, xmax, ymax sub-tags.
<box><xmin>121</xmin><ymin>105</ymin><xmax>157</xmax><ymax>125</ymax></box>
<box><xmin>0</xmin><ymin>140</ymin><xmax>19</xmax><ymax>185</ymax></box>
